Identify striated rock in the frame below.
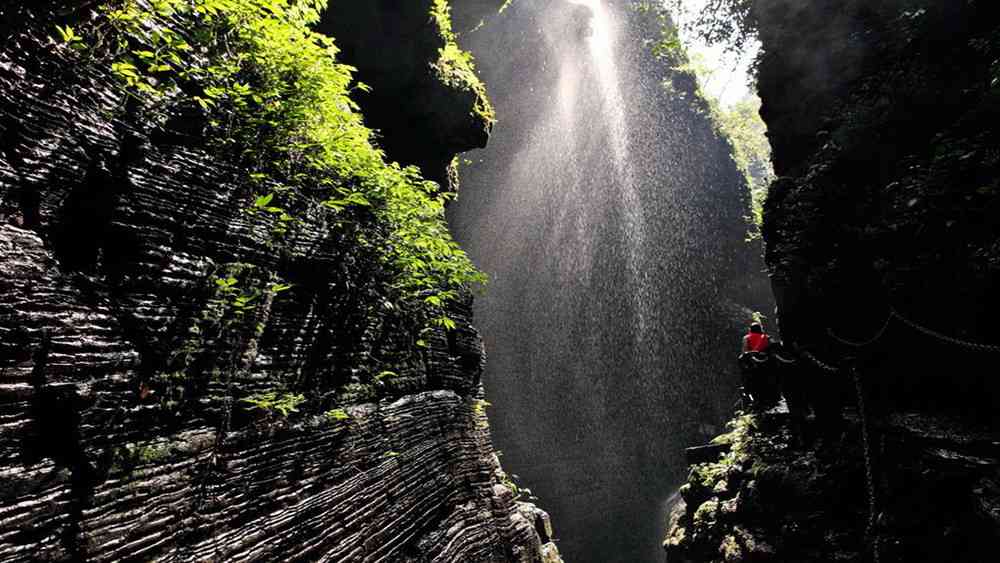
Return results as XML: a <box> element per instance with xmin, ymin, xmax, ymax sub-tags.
<box><xmin>0</xmin><ymin>3</ymin><xmax>559</xmax><ymax>562</ymax></box>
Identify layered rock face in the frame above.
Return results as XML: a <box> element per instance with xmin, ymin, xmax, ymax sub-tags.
<box><xmin>665</xmin><ymin>1</ymin><xmax>1000</xmax><ymax>561</ymax></box>
<box><xmin>0</xmin><ymin>2</ymin><xmax>559</xmax><ymax>561</ymax></box>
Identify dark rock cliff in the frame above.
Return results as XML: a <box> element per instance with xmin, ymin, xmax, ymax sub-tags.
<box><xmin>321</xmin><ymin>0</ymin><xmax>494</xmax><ymax>192</ymax></box>
<box><xmin>665</xmin><ymin>412</ymin><xmax>1000</xmax><ymax>562</ymax></box>
<box><xmin>665</xmin><ymin>1</ymin><xmax>1000</xmax><ymax>561</ymax></box>
<box><xmin>0</xmin><ymin>1</ymin><xmax>559</xmax><ymax>561</ymax></box>
<box><xmin>757</xmin><ymin>0</ymin><xmax>1000</xmax><ymax>403</ymax></box>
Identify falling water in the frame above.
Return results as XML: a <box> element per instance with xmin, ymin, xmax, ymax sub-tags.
<box><xmin>449</xmin><ymin>1</ymin><xmax>772</xmax><ymax>561</ymax></box>
<box><xmin>568</xmin><ymin>0</ymin><xmax>651</xmax><ymax>348</ymax></box>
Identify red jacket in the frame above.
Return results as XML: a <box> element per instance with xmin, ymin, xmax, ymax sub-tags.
<box><xmin>744</xmin><ymin>332</ymin><xmax>770</xmax><ymax>353</ymax></box>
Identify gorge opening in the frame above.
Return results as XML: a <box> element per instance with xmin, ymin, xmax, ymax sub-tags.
<box><xmin>448</xmin><ymin>1</ymin><xmax>772</xmax><ymax>561</ymax></box>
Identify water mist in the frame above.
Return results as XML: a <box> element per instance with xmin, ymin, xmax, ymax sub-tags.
<box><xmin>448</xmin><ymin>1</ymin><xmax>772</xmax><ymax>561</ymax></box>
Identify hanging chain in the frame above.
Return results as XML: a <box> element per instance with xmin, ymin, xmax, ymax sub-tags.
<box><xmin>797</xmin><ymin>350</ymin><xmax>880</xmax><ymax>561</ymax></box>
<box><xmin>888</xmin><ymin>307</ymin><xmax>1000</xmax><ymax>353</ymax></box>
<box><xmin>799</xmin><ymin>349</ymin><xmax>840</xmax><ymax>373</ymax></box>
<box><xmin>828</xmin><ymin>312</ymin><xmax>894</xmax><ymax>348</ymax></box>
<box><xmin>851</xmin><ymin>365</ymin><xmax>881</xmax><ymax>563</ymax></box>
<box><xmin>822</xmin><ymin>305</ymin><xmax>1000</xmax><ymax>353</ymax></box>
<box><xmin>800</xmin><ymin>299</ymin><xmax>1000</xmax><ymax>563</ymax></box>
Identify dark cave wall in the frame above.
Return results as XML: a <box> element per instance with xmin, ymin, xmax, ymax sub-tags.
<box><xmin>664</xmin><ymin>1</ymin><xmax>1000</xmax><ymax>561</ymax></box>
<box><xmin>0</xmin><ymin>2</ymin><xmax>559</xmax><ymax>562</ymax></box>
<box><xmin>756</xmin><ymin>0</ymin><xmax>1000</xmax><ymax>410</ymax></box>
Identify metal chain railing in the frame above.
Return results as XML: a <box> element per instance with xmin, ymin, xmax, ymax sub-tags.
<box><xmin>828</xmin><ymin>312</ymin><xmax>894</xmax><ymax>348</ymax></box>
<box><xmin>798</xmin><ymin>348</ymin><xmax>841</xmax><ymax>373</ymax></box>
<box><xmin>824</xmin><ymin>305</ymin><xmax>1000</xmax><ymax>354</ymax></box>
<box><xmin>888</xmin><ymin>307</ymin><xmax>1000</xmax><ymax>353</ymax></box>
<box><xmin>851</xmin><ymin>365</ymin><xmax>881</xmax><ymax>563</ymax></box>
<box><xmin>797</xmin><ymin>349</ymin><xmax>881</xmax><ymax>562</ymax></box>
<box><xmin>796</xmin><ymin>299</ymin><xmax>1000</xmax><ymax>563</ymax></box>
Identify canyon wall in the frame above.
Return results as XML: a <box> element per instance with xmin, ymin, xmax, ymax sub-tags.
<box><xmin>757</xmin><ymin>0</ymin><xmax>1000</xmax><ymax>402</ymax></box>
<box><xmin>0</xmin><ymin>1</ymin><xmax>559</xmax><ymax>561</ymax></box>
<box><xmin>665</xmin><ymin>1</ymin><xmax>1000</xmax><ymax>561</ymax></box>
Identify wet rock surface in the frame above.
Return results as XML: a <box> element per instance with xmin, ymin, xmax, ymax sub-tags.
<box><xmin>0</xmin><ymin>4</ymin><xmax>559</xmax><ymax>562</ymax></box>
<box><xmin>665</xmin><ymin>412</ymin><xmax>1000</xmax><ymax>562</ymax></box>
<box><xmin>756</xmin><ymin>0</ymin><xmax>1000</xmax><ymax>402</ymax></box>
<box><xmin>667</xmin><ymin>1</ymin><xmax>1000</xmax><ymax>560</ymax></box>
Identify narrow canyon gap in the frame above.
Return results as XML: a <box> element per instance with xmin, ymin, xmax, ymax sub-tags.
<box><xmin>448</xmin><ymin>1</ymin><xmax>772</xmax><ymax>561</ymax></box>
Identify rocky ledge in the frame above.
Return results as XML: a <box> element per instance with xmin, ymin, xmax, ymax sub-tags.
<box><xmin>665</xmin><ymin>409</ymin><xmax>1000</xmax><ymax>562</ymax></box>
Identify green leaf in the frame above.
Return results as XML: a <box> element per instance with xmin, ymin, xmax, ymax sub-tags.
<box><xmin>254</xmin><ymin>193</ymin><xmax>275</xmax><ymax>208</ymax></box>
<box><xmin>55</xmin><ymin>24</ymin><xmax>76</xmax><ymax>43</ymax></box>
<box><xmin>326</xmin><ymin>408</ymin><xmax>350</xmax><ymax>421</ymax></box>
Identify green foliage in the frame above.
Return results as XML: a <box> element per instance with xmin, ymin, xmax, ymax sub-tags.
<box><xmin>431</xmin><ymin>0</ymin><xmax>495</xmax><ymax>124</ymax></box>
<box><xmin>717</xmin><ymin>96</ymin><xmax>774</xmax><ymax>233</ymax></box>
<box><xmin>663</xmin><ymin>0</ymin><xmax>759</xmax><ymax>55</ymax></box>
<box><xmin>496</xmin><ymin>463</ymin><xmax>538</xmax><ymax>502</ymax></box>
<box><xmin>374</xmin><ymin>370</ymin><xmax>398</xmax><ymax>384</ymax></box>
<box><xmin>472</xmin><ymin>398</ymin><xmax>491</xmax><ymax>429</ymax></box>
<box><xmin>73</xmin><ymin>0</ymin><xmax>484</xmax><ymax>333</ymax></box>
<box><xmin>633</xmin><ymin>2</ymin><xmax>772</xmax><ymax>236</ymax></box>
<box><xmin>54</xmin><ymin>24</ymin><xmax>87</xmax><ymax>50</ymax></box>
<box><xmin>108</xmin><ymin>440</ymin><xmax>175</xmax><ymax>474</ymax></box>
<box><xmin>240</xmin><ymin>391</ymin><xmax>306</xmax><ymax>417</ymax></box>
<box><xmin>472</xmin><ymin>398</ymin><xmax>491</xmax><ymax>417</ymax></box>
<box><xmin>325</xmin><ymin>408</ymin><xmax>350</xmax><ymax>421</ymax></box>
<box><xmin>632</xmin><ymin>2</ymin><xmax>685</xmax><ymax>63</ymax></box>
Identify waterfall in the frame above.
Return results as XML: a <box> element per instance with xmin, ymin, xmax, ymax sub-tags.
<box><xmin>568</xmin><ymin>0</ymin><xmax>651</xmax><ymax>348</ymax></box>
<box><xmin>448</xmin><ymin>1</ymin><xmax>771</xmax><ymax>561</ymax></box>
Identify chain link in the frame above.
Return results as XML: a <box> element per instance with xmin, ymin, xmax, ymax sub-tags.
<box><xmin>828</xmin><ymin>312</ymin><xmax>894</xmax><ymax>348</ymax></box>
<box><xmin>889</xmin><ymin>308</ymin><xmax>1000</xmax><ymax>353</ymax></box>
<box><xmin>802</xmin><ymin>301</ymin><xmax>999</xmax><ymax>563</ymax></box>
<box><xmin>852</xmin><ymin>366</ymin><xmax>881</xmax><ymax>563</ymax></box>
<box><xmin>799</xmin><ymin>349</ymin><xmax>841</xmax><ymax>373</ymax></box>
<box><xmin>822</xmin><ymin>306</ymin><xmax>1000</xmax><ymax>353</ymax></box>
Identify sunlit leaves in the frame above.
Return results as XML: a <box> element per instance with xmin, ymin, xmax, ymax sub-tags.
<box><xmin>240</xmin><ymin>391</ymin><xmax>305</xmax><ymax>417</ymax></box>
<box><xmin>55</xmin><ymin>24</ymin><xmax>87</xmax><ymax>51</ymax></box>
<box><xmin>80</xmin><ymin>0</ymin><xmax>485</xmax><ymax>337</ymax></box>
<box><xmin>325</xmin><ymin>408</ymin><xmax>350</xmax><ymax>421</ymax></box>
<box><xmin>662</xmin><ymin>0</ymin><xmax>758</xmax><ymax>55</ymax></box>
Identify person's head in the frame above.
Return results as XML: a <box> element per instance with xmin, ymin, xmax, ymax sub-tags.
<box><xmin>749</xmin><ymin>322</ymin><xmax>763</xmax><ymax>334</ymax></box>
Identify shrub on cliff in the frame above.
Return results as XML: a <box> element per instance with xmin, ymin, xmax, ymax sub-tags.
<box><xmin>60</xmin><ymin>0</ymin><xmax>484</xmax><ymax>330</ymax></box>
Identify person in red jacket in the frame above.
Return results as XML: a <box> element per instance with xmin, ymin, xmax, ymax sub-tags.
<box><xmin>742</xmin><ymin>322</ymin><xmax>771</xmax><ymax>353</ymax></box>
